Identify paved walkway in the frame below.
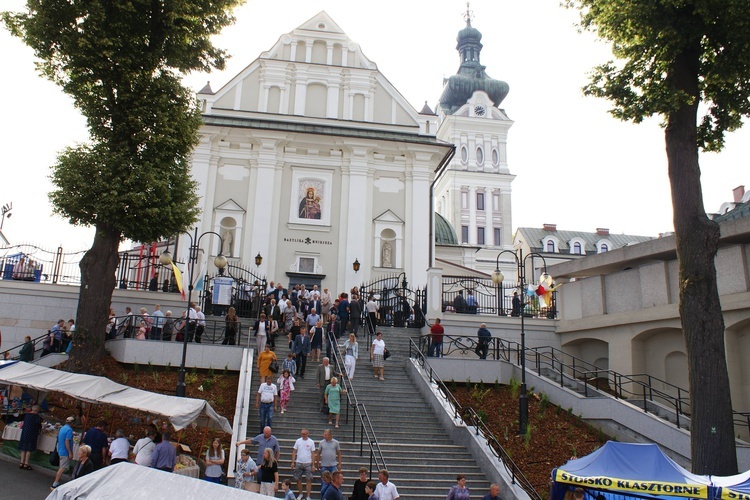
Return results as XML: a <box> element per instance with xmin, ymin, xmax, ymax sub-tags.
<box><xmin>0</xmin><ymin>454</ymin><xmax>56</xmax><ymax>499</ymax></box>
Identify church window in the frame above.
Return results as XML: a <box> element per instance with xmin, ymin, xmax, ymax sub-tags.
<box><xmin>494</xmin><ymin>228</ymin><xmax>502</xmax><ymax>246</ymax></box>
<box><xmin>476</xmin><ymin>147</ymin><xmax>484</xmax><ymax>165</ymax></box>
<box><xmin>477</xmin><ymin>227</ymin><xmax>485</xmax><ymax>245</ymax></box>
<box><xmin>461</xmin><ymin>226</ymin><xmax>469</xmax><ymax>244</ymax></box>
<box><xmin>492</xmin><ymin>149</ymin><xmax>499</xmax><ymax>166</ymax></box>
<box><xmin>546</xmin><ymin>240</ymin><xmax>556</xmax><ymax>253</ymax></box>
<box><xmin>460</xmin><ymin>146</ymin><xmax>468</xmax><ymax>164</ymax></box>
<box><xmin>476</xmin><ymin>192</ymin><xmax>485</xmax><ymax>211</ymax></box>
<box><xmin>572</xmin><ymin>242</ymin><xmax>582</xmax><ymax>254</ymax></box>
<box><xmin>600</xmin><ymin>243</ymin><xmax>609</xmax><ymax>253</ymax></box>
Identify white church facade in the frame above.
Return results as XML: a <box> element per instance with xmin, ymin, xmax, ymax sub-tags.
<box><xmin>182</xmin><ymin>11</ymin><xmax>516</xmax><ymax>293</ymax></box>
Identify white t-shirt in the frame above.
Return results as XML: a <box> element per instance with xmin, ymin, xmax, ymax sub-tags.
<box><xmin>258</xmin><ymin>383</ymin><xmax>278</xmax><ymax>403</ymax></box>
<box><xmin>375</xmin><ymin>481</ymin><xmax>400</xmax><ymax>500</ymax></box>
<box><xmin>109</xmin><ymin>437</ymin><xmax>130</xmax><ymax>460</ymax></box>
<box><xmin>257</xmin><ymin>321</ymin><xmax>267</xmax><ymax>337</ymax></box>
<box><xmin>366</xmin><ymin>300</ymin><xmax>378</xmax><ymax>313</ymax></box>
<box><xmin>372</xmin><ymin>338</ymin><xmax>385</xmax><ymax>355</ymax></box>
<box><xmin>293</xmin><ymin>437</ymin><xmax>315</xmax><ymax>464</ymax></box>
<box><xmin>133</xmin><ymin>437</ymin><xmax>155</xmax><ymax>466</ymax></box>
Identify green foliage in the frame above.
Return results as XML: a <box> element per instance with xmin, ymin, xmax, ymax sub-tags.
<box><xmin>164</xmin><ymin>362</ymin><xmax>171</xmax><ymax>373</ymax></box>
<box><xmin>568</xmin><ymin>443</ymin><xmax>577</xmax><ymax>458</ymax></box>
<box><xmin>494</xmin><ymin>379</ymin><xmax>500</xmax><ymax>390</ymax></box>
<box><xmin>185</xmin><ymin>372</ymin><xmax>198</xmax><ymax>385</ymax></box>
<box><xmin>147</xmin><ymin>361</ymin><xmax>153</xmax><ymax>373</ymax></box>
<box><xmin>133</xmin><ymin>362</ymin><xmax>139</xmax><ymax>374</ymax></box>
<box><xmin>476</xmin><ymin>409</ymin><xmax>488</xmax><ymax>424</ymax></box>
<box><xmin>449</xmin><ymin>380</ymin><xmax>457</xmax><ymax>392</ymax></box>
<box><xmin>223</xmin><ymin>365</ymin><xmax>229</xmax><ymax>376</ymax></box>
<box><xmin>203</xmin><ymin>378</ymin><xmax>213</xmax><ymax>391</ymax></box>
<box><xmin>523</xmin><ymin>424</ymin><xmax>533</xmax><ymax>449</ymax></box>
<box><xmin>120</xmin><ymin>373</ymin><xmax>128</xmax><ymax>384</ymax></box>
<box><xmin>152</xmin><ymin>371</ymin><xmax>160</xmax><ymax>383</ymax></box>
<box><xmin>465</xmin><ymin>379</ymin><xmax>472</xmax><ymax>390</ymax></box>
<box><xmin>479</xmin><ymin>380</ymin><xmax>485</xmax><ymax>390</ymax></box>
<box><xmin>207</xmin><ymin>367</ymin><xmax>215</xmax><ymax>379</ymax></box>
<box><xmin>471</xmin><ymin>384</ymin><xmax>491</xmax><ymax>404</ymax></box>
<box><xmin>539</xmin><ymin>392</ymin><xmax>550</xmax><ymax>410</ymax></box>
<box><xmin>565</xmin><ymin>0</ymin><xmax>750</xmax><ymax>152</ymax></box>
<box><xmin>509</xmin><ymin>378</ymin><xmax>521</xmax><ymax>399</ymax></box>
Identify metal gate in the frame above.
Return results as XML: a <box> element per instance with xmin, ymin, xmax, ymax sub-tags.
<box><xmin>359</xmin><ymin>272</ymin><xmax>426</xmax><ymax>330</ymax></box>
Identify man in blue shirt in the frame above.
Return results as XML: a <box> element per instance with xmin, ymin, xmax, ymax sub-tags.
<box><xmin>482</xmin><ymin>483</ymin><xmax>502</xmax><ymax>500</ymax></box>
<box><xmin>50</xmin><ymin>319</ymin><xmax>65</xmax><ymax>353</ymax></box>
<box><xmin>82</xmin><ymin>420</ymin><xmax>109</xmax><ymax>469</ymax></box>
<box><xmin>150</xmin><ymin>432</ymin><xmax>177</xmax><ymax>472</ymax></box>
<box><xmin>236</xmin><ymin>426</ymin><xmax>281</xmax><ymax>485</ymax></box>
<box><xmin>323</xmin><ymin>470</ymin><xmax>345</xmax><ymax>500</ymax></box>
<box><xmin>51</xmin><ymin>416</ymin><xmax>74</xmax><ymax>490</ymax></box>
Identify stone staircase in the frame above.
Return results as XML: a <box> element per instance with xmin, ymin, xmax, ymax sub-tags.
<box><xmin>244</xmin><ymin>327</ymin><xmax>490</xmax><ymax>499</ymax></box>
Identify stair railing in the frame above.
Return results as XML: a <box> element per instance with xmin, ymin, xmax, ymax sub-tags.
<box><xmin>412</xmin><ymin>334</ymin><xmax>750</xmax><ymax>437</ymax></box>
<box><xmin>408</xmin><ymin>338</ymin><xmax>542</xmax><ymax>500</ymax></box>
<box><xmin>324</xmin><ymin>328</ymin><xmax>387</xmax><ymax>473</ymax></box>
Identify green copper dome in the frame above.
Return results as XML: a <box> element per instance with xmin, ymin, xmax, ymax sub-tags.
<box><xmin>435</xmin><ymin>212</ymin><xmax>459</xmax><ymax>245</ymax></box>
<box><xmin>439</xmin><ymin>18</ymin><xmax>509</xmax><ymax>114</ymax></box>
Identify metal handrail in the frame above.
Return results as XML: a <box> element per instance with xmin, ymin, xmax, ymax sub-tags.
<box><xmin>325</xmin><ymin>328</ymin><xmax>387</xmax><ymax>472</ymax></box>
<box><xmin>413</xmin><ymin>333</ymin><xmax>750</xmax><ymax>436</ymax></box>
<box><xmin>408</xmin><ymin>338</ymin><xmax>542</xmax><ymax>500</ymax></box>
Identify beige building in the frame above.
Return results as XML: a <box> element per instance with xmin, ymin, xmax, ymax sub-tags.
<box><xmin>551</xmin><ymin>216</ymin><xmax>750</xmax><ymax>416</ymax></box>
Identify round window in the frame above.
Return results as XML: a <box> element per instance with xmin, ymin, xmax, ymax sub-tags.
<box><xmin>492</xmin><ymin>149</ymin><xmax>499</xmax><ymax>165</ymax></box>
<box><xmin>460</xmin><ymin>146</ymin><xmax>468</xmax><ymax>163</ymax></box>
<box><xmin>476</xmin><ymin>147</ymin><xmax>484</xmax><ymax>165</ymax></box>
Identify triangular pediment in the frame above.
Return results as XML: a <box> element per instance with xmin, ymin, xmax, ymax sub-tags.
<box><xmin>215</xmin><ymin>199</ymin><xmax>245</xmax><ymax>213</ymax></box>
<box><xmin>200</xmin><ymin>12</ymin><xmax>422</xmax><ymax>131</ymax></box>
<box><xmin>296</xmin><ymin>11</ymin><xmax>346</xmax><ymax>35</ymax></box>
<box><xmin>373</xmin><ymin>209</ymin><xmax>404</xmax><ymax>224</ymax></box>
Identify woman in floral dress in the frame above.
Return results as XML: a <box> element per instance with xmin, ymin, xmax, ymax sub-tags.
<box><xmin>277</xmin><ymin>369</ymin><xmax>295</xmax><ymax>413</ymax></box>
<box><xmin>235</xmin><ymin>448</ymin><xmax>257</xmax><ymax>490</ymax></box>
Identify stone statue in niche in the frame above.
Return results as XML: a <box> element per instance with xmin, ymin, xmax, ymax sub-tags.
<box><xmin>381</xmin><ymin>240</ymin><xmax>393</xmax><ymax>268</ymax></box>
<box><xmin>221</xmin><ymin>227</ymin><xmax>235</xmax><ymax>257</ymax></box>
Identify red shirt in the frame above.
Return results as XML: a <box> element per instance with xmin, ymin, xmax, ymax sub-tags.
<box><xmin>430</xmin><ymin>323</ymin><xmax>444</xmax><ymax>342</ymax></box>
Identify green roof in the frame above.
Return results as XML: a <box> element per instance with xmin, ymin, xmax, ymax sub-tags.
<box><xmin>435</xmin><ymin>212</ymin><xmax>458</xmax><ymax>245</ymax></box>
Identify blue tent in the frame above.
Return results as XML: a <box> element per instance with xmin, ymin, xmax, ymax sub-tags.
<box><xmin>713</xmin><ymin>470</ymin><xmax>750</xmax><ymax>500</ymax></box>
<box><xmin>551</xmin><ymin>442</ymin><xmax>714</xmax><ymax>500</ymax></box>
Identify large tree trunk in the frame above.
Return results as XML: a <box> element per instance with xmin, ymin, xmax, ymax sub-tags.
<box><xmin>68</xmin><ymin>223</ymin><xmax>121</xmax><ymax>373</ymax></box>
<box><xmin>666</xmin><ymin>51</ymin><xmax>738</xmax><ymax>475</ymax></box>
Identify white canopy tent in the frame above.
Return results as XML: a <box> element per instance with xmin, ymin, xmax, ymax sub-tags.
<box><xmin>0</xmin><ymin>360</ymin><xmax>232</xmax><ymax>433</ymax></box>
<box><xmin>46</xmin><ymin>462</ymin><xmax>275</xmax><ymax>499</ymax></box>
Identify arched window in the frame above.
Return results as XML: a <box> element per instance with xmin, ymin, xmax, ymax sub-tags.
<box><xmin>476</xmin><ymin>147</ymin><xmax>484</xmax><ymax>165</ymax></box>
<box><xmin>546</xmin><ymin>240</ymin><xmax>555</xmax><ymax>253</ymax></box>
<box><xmin>460</xmin><ymin>146</ymin><xmax>468</xmax><ymax>164</ymax></box>
<box><xmin>572</xmin><ymin>242</ymin><xmax>582</xmax><ymax>254</ymax></box>
<box><xmin>600</xmin><ymin>243</ymin><xmax>609</xmax><ymax>253</ymax></box>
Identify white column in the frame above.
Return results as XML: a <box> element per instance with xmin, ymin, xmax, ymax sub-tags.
<box><xmin>341</xmin><ymin>47</ymin><xmax>348</xmax><ymax>66</ymax></box>
<box><xmin>294</xmin><ymin>79</ymin><xmax>307</xmax><ymax>115</ymax></box>
<box><xmin>305</xmin><ymin>41</ymin><xmax>313</xmax><ymax>63</ymax></box>
<box><xmin>408</xmin><ymin>153</ymin><xmax>433</xmax><ymax>286</ymax></box>
<box><xmin>426</xmin><ymin>267</ymin><xmax>443</xmax><ymax>320</ymax></box>
<box><xmin>290</xmin><ymin>39</ymin><xmax>297</xmax><ymax>61</ymax></box>
<box><xmin>248</xmin><ymin>139</ymin><xmax>280</xmax><ymax>277</ymax></box>
<box><xmin>468</xmin><ymin>186</ymin><xmax>477</xmax><ymax>244</ymax></box>
<box><xmin>326</xmin><ymin>42</ymin><xmax>333</xmax><ymax>65</ymax></box>
<box><xmin>233</xmin><ymin>80</ymin><xmax>243</xmax><ymax>111</ymax></box>
<box><xmin>341</xmin><ymin>147</ymin><xmax>369</xmax><ymax>292</ymax></box>
<box><xmin>326</xmin><ymin>83</ymin><xmax>339</xmax><ymax>118</ymax></box>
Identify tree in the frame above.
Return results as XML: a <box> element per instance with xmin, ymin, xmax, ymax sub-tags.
<box><xmin>3</xmin><ymin>0</ymin><xmax>242</xmax><ymax>371</ymax></box>
<box><xmin>565</xmin><ymin>0</ymin><xmax>750</xmax><ymax>474</ymax></box>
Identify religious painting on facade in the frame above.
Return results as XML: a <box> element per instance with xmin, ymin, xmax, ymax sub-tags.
<box><xmin>289</xmin><ymin>168</ymin><xmax>332</xmax><ymax>226</ymax></box>
<box><xmin>298</xmin><ymin>184</ymin><xmax>323</xmax><ymax>220</ymax></box>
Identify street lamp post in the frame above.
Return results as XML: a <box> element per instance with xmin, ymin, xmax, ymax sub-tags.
<box><xmin>491</xmin><ymin>249</ymin><xmax>549</xmax><ymax>436</ymax></box>
<box><xmin>160</xmin><ymin>227</ymin><xmax>226</xmax><ymax>397</ymax></box>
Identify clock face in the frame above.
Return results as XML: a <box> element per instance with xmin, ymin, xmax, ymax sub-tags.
<box><xmin>474</xmin><ymin>105</ymin><xmax>486</xmax><ymax>116</ymax></box>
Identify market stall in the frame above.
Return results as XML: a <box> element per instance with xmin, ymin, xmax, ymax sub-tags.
<box><xmin>46</xmin><ymin>462</ymin><xmax>275</xmax><ymax>499</ymax></box>
<box><xmin>551</xmin><ymin>442</ymin><xmax>715</xmax><ymax>500</ymax></box>
<box><xmin>1</xmin><ymin>421</ymin><xmax>80</xmax><ymax>455</ymax></box>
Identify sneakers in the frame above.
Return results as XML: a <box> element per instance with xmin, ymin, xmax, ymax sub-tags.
<box><xmin>296</xmin><ymin>495</ymin><xmax>303</xmax><ymax>500</ymax></box>
<box><xmin>281</xmin><ymin>409</ymin><xmax>285</xmax><ymax>414</ymax></box>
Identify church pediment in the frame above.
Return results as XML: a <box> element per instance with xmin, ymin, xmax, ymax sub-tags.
<box><xmin>201</xmin><ymin>12</ymin><xmax>423</xmax><ymax>131</ymax></box>
<box><xmin>373</xmin><ymin>209</ymin><xmax>404</xmax><ymax>224</ymax></box>
<box><xmin>215</xmin><ymin>198</ymin><xmax>245</xmax><ymax>213</ymax></box>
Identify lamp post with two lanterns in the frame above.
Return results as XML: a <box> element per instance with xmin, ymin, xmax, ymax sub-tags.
<box><xmin>160</xmin><ymin>228</ymin><xmax>227</xmax><ymax>397</ymax></box>
<box><xmin>491</xmin><ymin>249</ymin><xmax>550</xmax><ymax>436</ymax></box>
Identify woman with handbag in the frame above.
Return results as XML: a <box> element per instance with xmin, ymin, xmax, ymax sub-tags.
<box><xmin>235</xmin><ymin>448</ymin><xmax>258</xmax><ymax>491</ymax></box>
<box><xmin>257</xmin><ymin>345</ymin><xmax>277</xmax><ymax>379</ymax></box>
<box><xmin>370</xmin><ymin>331</ymin><xmax>387</xmax><ymax>381</ymax></box>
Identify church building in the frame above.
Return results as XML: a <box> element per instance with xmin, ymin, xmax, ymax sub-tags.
<box><xmin>183</xmin><ymin>11</ymin><xmax>516</xmax><ymax>294</ymax></box>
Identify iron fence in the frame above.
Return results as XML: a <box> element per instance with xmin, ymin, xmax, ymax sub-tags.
<box><xmin>358</xmin><ymin>272</ymin><xmax>426</xmax><ymax>329</ymax></box>
<box><xmin>442</xmin><ymin>275</ymin><xmax>557</xmax><ymax>319</ymax></box>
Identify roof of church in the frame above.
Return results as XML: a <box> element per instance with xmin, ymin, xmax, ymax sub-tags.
<box><xmin>438</xmin><ymin>16</ymin><xmax>509</xmax><ymax>114</ymax></box>
<box><xmin>419</xmin><ymin>101</ymin><xmax>435</xmax><ymax>115</ymax></box>
<box><xmin>515</xmin><ymin>227</ymin><xmax>655</xmax><ymax>253</ymax></box>
<box><xmin>435</xmin><ymin>212</ymin><xmax>459</xmax><ymax>245</ymax></box>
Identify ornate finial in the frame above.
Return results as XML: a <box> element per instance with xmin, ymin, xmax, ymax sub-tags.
<box><xmin>464</xmin><ymin>2</ymin><xmax>473</xmax><ymax>24</ymax></box>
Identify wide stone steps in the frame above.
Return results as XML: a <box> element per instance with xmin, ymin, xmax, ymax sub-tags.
<box><xmin>244</xmin><ymin>326</ymin><xmax>489</xmax><ymax>499</ymax></box>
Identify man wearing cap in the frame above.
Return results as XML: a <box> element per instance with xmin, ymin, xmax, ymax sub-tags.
<box><xmin>51</xmin><ymin>416</ymin><xmax>74</xmax><ymax>490</ymax></box>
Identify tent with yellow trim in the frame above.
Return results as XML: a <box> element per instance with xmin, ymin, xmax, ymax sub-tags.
<box><xmin>551</xmin><ymin>442</ymin><xmax>714</xmax><ymax>500</ymax></box>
